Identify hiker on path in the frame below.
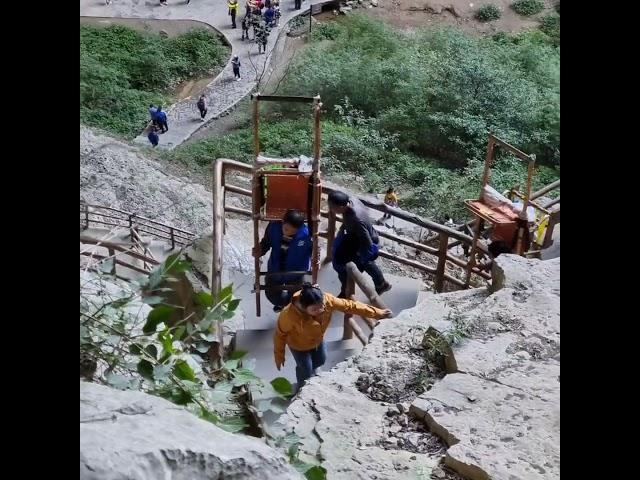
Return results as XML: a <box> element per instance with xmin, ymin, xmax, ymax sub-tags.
<box><xmin>274</xmin><ymin>0</ymin><xmax>281</xmax><ymax>26</ymax></box>
<box><xmin>295</xmin><ymin>0</ymin><xmax>301</xmax><ymax>10</ymax></box>
<box><xmin>147</xmin><ymin>125</ymin><xmax>159</xmax><ymax>147</ymax></box>
<box><xmin>274</xmin><ymin>283</ymin><xmax>392</xmax><ymax>389</ymax></box>
<box><xmin>155</xmin><ymin>106</ymin><xmax>168</xmax><ymax>133</ymax></box>
<box><xmin>253</xmin><ymin>209</ymin><xmax>312</xmax><ymax>312</ymax></box>
<box><xmin>255</xmin><ymin>21</ymin><xmax>270</xmax><ymax>54</ymax></box>
<box><xmin>231</xmin><ymin>55</ymin><xmax>241</xmax><ymax>80</ymax></box>
<box><xmin>328</xmin><ymin>190</ymin><xmax>392</xmax><ymax>298</ymax></box>
<box><xmin>241</xmin><ymin>13</ymin><xmax>251</xmax><ymax>40</ymax></box>
<box><xmin>264</xmin><ymin>4</ymin><xmax>276</xmax><ymax>27</ymax></box>
<box><xmin>228</xmin><ymin>0</ymin><xmax>240</xmax><ymax>28</ymax></box>
<box><xmin>148</xmin><ymin>104</ymin><xmax>158</xmax><ymax>126</ymax></box>
<box><xmin>196</xmin><ymin>94</ymin><xmax>207</xmax><ymax>121</ymax></box>
<box><xmin>381</xmin><ymin>186</ymin><xmax>398</xmax><ymax>222</ymax></box>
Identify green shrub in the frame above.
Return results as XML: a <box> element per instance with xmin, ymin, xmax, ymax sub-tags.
<box><xmin>511</xmin><ymin>0</ymin><xmax>544</xmax><ymax>16</ymax></box>
<box><xmin>476</xmin><ymin>4</ymin><xmax>502</xmax><ymax>22</ymax></box>
<box><xmin>540</xmin><ymin>14</ymin><xmax>560</xmax><ymax>46</ymax></box>
<box><xmin>79</xmin><ymin>25</ymin><xmax>228</xmax><ymax>138</ymax></box>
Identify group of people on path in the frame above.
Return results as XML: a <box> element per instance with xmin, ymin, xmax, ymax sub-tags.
<box><xmin>146</xmin><ymin>105</ymin><xmax>169</xmax><ymax>147</ymax></box>
<box><xmin>254</xmin><ymin>190</ymin><xmax>395</xmax><ymax>390</ymax></box>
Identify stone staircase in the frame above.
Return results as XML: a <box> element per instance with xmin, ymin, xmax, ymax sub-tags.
<box><xmin>229</xmin><ymin>264</ymin><xmax>422</xmax><ymax>425</ymax></box>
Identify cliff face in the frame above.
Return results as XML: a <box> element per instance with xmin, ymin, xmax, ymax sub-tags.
<box><xmin>272</xmin><ymin>255</ymin><xmax>560</xmax><ymax>480</ymax></box>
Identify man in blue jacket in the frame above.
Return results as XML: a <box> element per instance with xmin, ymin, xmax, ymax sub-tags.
<box><xmin>253</xmin><ymin>209</ymin><xmax>312</xmax><ymax>312</ymax></box>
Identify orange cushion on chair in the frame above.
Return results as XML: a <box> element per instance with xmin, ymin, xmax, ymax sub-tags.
<box><xmin>263</xmin><ymin>174</ymin><xmax>310</xmax><ymax>220</ymax></box>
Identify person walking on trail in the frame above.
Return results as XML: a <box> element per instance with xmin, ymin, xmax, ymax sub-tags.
<box><xmin>148</xmin><ymin>104</ymin><xmax>158</xmax><ymax>126</ymax></box>
<box><xmin>328</xmin><ymin>190</ymin><xmax>392</xmax><ymax>298</ymax></box>
<box><xmin>264</xmin><ymin>4</ymin><xmax>276</xmax><ymax>27</ymax></box>
<box><xmin>241</xmin><ymin>13</ymin><xmax>251</xmax><ymax>40</ymax></box>
<box><xmin>381</xmin><ymin>186</ymin><xmax>398</xmax><ymax>222</ymax></box>
<box><xmin>274</xmin><ymin>283</ymin><xmax>392</xmax><ymax>389</ymax></box>
<box><xmin>295</xmin><ymin>0</ymin><xmax>301</xmax><ymax>10</ymax></box>
<box><xmin>147</xmin><ymin>125</ymin><xmax>159</xmax><ymax>147</ymax></box>
<box><xmin>255</xmin><ymin>21</ymin><xmax>270</xmax><ymax>54</ymax></box>
<box><xmin>273</xmin><ymin>0</ymin><xmax>281</xmax><ymax>26</ymax></box>
<box><xmin>196</xmin><ymin>94</ymin><xmax>207</xmax><ymax>121</ymax></box>
<box><xmin>228</xmin><ymin>0</ymin><xmax>240</xmax><ymax>29</ymax></box>
<box><xmin>253</xmin><ymin>209</ymin><xmax>312</xmax><ymax>312</ymax></box>
<box><xmin>155</xmin><ymin>106</ymin><xmax>168</xmax><ymax>133</ymax></box>
<box><xmin>231</xmin><ymin>55</ymin><xmax>241</xmax><ymax>80</ymax></box>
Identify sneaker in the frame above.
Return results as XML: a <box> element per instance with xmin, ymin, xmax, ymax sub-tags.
<box><xmin>375</xmin><ymin>282</ymin><xmax>392</xmax><ymax>295</ymax></box>
<box><xmin>273</xmin><ymin>305</ymin><xmax>283</xmax><ymax>313</ymax></box>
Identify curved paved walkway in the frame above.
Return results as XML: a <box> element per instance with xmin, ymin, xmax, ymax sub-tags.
<box><xmin>80</xmin><ymin>0</ymin><xmax>328</xmax><ymax>149</ymax></box>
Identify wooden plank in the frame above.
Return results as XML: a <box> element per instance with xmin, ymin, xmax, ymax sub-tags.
<box><xmin>530</xmin><ymin>180</ymin><xmax>560</xmax><ymax>200</ymax></box>
<box><xmin>80</xmin><ymin>236</ymin><xmax>160</xmax><ymax>265</ymax></box>
<box><xmin>434</xmin><ymin>232</ymin><xmax>448</xmax><ymax>293</ymax></box>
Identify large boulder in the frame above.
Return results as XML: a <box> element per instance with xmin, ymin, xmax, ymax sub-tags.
<box><xmin>80</xmin><ymin>381</ymin><xmax>301</xmax><ymax>480</ymax></box>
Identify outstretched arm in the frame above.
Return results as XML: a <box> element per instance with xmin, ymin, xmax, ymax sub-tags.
<box><xmin>326</xmin><ymin>294</ymin><xmax>393</xmax><ymax>319</ymax></box>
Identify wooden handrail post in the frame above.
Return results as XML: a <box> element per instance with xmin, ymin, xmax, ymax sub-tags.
<box><xmin>343</xmin><ymin>275</ymin><xmax>355</xmax><ymax>340</ymax></box>
<box><xmin>128</xmin><ymin>214</ymin><xmax>134</xmax><ymax>229</ymax></box>
<box><xmin>434</xmin><ymin>232</ymin><xmax>449</xmax><ymax>293</ymax></box>
<box><xmin>211</xmin><ymin>158</ymin><xmax>226</xmax><ymax>366</ymax></box>
<box><xmin>324</xmin><ymin>209</ymin><xmax>336</xmax><ymax>265</ymax></box>
<box><xmin>464</xmin><ymin>219</ymin><xmax>484</xmax><ymax>288</ymax></box>
<box><xmin>170</xmin><ymin>228</ymin><xmax>176</xmax><ymax>251</ymax></box>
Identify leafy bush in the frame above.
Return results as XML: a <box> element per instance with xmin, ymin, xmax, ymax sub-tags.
<box><xmin>79</xmin><ymin>25</ymin><xmax>228</xmax><ymax>138</ymax></box>
<box><xmin>280</xmin><ymin>17</ymin><xmax>559</xmax><ymax>166</ymax></box>
<box><xmin>511</xmin><ymin>0</ymin><xmax>544</xmax><ymax>16</ymax></box>
<box><xmin>476</xmin><ymin>4</ymin><xmax>502</xmax><ymax>22</ymax></box>
<box><xmin>80</xmin><ymin>253</ymin><xmax>292</xmax><ymax>433</ymax></box>
<box><xmin>540</xmin><ymin>14</ymin><xmax>560</xmax><ymax>46</ymax></box>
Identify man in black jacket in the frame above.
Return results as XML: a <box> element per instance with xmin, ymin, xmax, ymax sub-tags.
<box><xmin>328</xmin><ymin>190</ymin><xmax>392</xmax><ymax>298</ymax></box>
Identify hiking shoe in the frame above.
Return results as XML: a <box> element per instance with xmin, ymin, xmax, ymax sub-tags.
<box><xmin>375</xmin><ymin>282</ymin><xmax>392</xmax><ymax>295</ymax></box>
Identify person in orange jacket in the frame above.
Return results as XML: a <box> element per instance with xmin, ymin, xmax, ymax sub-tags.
<box><xmin>273</xmin><ymin>283</ymin><xmax>393</xmax><ymax>389</ymax></box>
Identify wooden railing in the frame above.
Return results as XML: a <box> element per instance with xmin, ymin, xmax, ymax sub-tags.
<box><xmin>80</xmin><ymin>202</ymin><xmax>196</xmax><ymax>249</ymax></box>
<box><xmin>213</xmin><ymin>159</ymin><xmax>491</xmax><ymax>292</ymax></box>
<box><xmin>80</xmin><ymin>233</ymin><xmax>160</xmax><ymax>279</ymax></box>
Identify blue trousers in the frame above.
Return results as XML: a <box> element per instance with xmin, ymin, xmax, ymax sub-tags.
<box><xmin>289</xmin><ymin>342</ymin><xmax>327</xmax><ymax>388</ymax></box>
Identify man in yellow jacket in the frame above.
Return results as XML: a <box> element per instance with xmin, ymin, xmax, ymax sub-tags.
<box><xmin>228</xmin><ymin>0</ymin><xmax>239</xmax><ymax>29</ymax></box>
<box><xmin>274</xmin><ymin>283</ymin><xmax>393</xmax><ymax>389</ymax></box>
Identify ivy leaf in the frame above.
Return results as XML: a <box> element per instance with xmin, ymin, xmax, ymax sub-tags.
<box><xmin>270</xmin><ymin>377</ymin><xmax>293</xmax><ymax>396</ymax></box>
<box><xmin>230</xmin><ymin>350</ymin><xmax>248</xmax><ymax>360</ymax></box>
<box><xmin>232</xmin><ymin>368</ymin><xmax>260</xmax><ymax>386</ymax></box>
<box><xmin>224</xmin><ymin>359</ymin><xmax>239</xmax><ymax>371</ymax></box>
<box><xmin>153</xmin><ymin>364</ymin><xmax>172</xmax><ymax>381</ymax></box>
<box><xmin>173</xmin><ymin>360</ymin><xmax>196</xmax><ymax>382</ymax></box>
<box><xmin>105</xmin><ymin>372</ymin><xmax>131</xmax><ymax>390</ymax></box>
<box><xmin>195</xmin><ymin>342</ymin><xmax>210</xmax><ymax>354</ymax></box>
<box><xmin>216</xmin><ymin>284</ymin><xmax>233</xmax><ymax>304</ymax></box>
<box><xmin>217</xmin><ymin>416</ymin><xmax>248</xmax><ymax>433</ymax></box>
<box><xmin>158</xmin><ymin>330</ymin><xmax>174</xmax><ymax>355</ymax></box>
<box><xmin>143</xmin><ymin>295</ymin><xmax>164</xmax><ymax>305</ymax></box>
<box><xmin>304</xmin><ymin>466</ymin><xmax>327</xmax><ymax>480</ymax></box>
<box><xmin>209</xmin><ymin>381</ymin><xmax>234</xmax><ymax>404</ymax></box>
<box><xmin>173</xmin><ymin>326</ymin><xmax>186</xmax><ymax>340</ymax></box>
<box><xmin>228</xmin><ymin>298</ymin><xmax>241</xmax><ymax>311</ymax></box>
<box><xmin>194</xmin><ymin>292</ymin><xmax>213</xmax><ymax>308</ymax></box>
<box><xmin>129</xmin><ymin>343</ymin><xmax>143</xmax><ymax>355</ymax></box>
<box><xmin>199</xmin><ymin>332</ymin><xmax>217</xmax><ymax>342</ymax></box>
<box><xmin>147</xmin><ymin>266</ymin><xmax>164</xmax><ymax>290</ymax></box>
<box><xmin>143</xmin><ymin>305</ymin><xmax>173</xmax><ymax>334</ymax></box>
<box><xmin>199</xmin><ymin>408</ymin><xmax>220</xmax><ymax>424</ymax></box>
<box><xmin>137</xmin><ymin>359</ymin><xmax>154</xmax><ymax>380</ymax></box>
<box><xmin>144</xmin><ymin>344</ymin><xmax>158</xmax><ymax>360</ymax></box>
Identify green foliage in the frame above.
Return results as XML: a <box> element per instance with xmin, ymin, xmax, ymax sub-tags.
<box><xmin>540</xmin><ymin>14</ymin><xmax>560</xmax><ymax>46</ymax></box>
<box><xmin>511</xmin><ymin>0</ymin><xmax>544</xmax><ymax>16</ymax></box>
<box><xmin>312</xmin><ymin>21</ymin><xmax>344</xmax><ymax>41</ymax></box>
<box><xmin>279</xmin><ymin>16</ymin><xmax>559</xmax><ymax>166</ymax></box>
<box><xmin>80</xmin><ymin>25</ymin><xmax>228</xmax><ymax>138</ymax></box>
<box><xmin>80</xmin><ymin>254</ymin><xmax>262</xmax><ymax>433</ymax></box>
<box><xmin>476</xmin><ymin>4</ymin><xmax>502</xmax><ymax>22</ymax></box>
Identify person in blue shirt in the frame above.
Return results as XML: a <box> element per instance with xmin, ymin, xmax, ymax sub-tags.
<box><xmin>253</xmin><ymin>209</ymin><xmax>313</xmax><ymax>312</ymax></box>
<box><xmin>147</xmin><ymin>126</ymin><xmax>159</xmax><ymax>147</ymax></box>
<box><xmin>155</xmin><ymin>106</ymin><xmax>168</xmax><ymax>133</ymax></box>
<box><xmin>264</xmin><ymin>5</ymin><xmax>275</xmax><ymax>26</ymax></box>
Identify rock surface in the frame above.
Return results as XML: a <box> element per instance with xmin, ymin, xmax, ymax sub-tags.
<box><xmin>275</xmin><ymin>255</ymin><xmax>559</xmax><ymax>480</ymax></box>
<box><xmin>80</xmin><ymin>381</ymin><xmax>301</xmax><ymax>480</ymax></box>
<box><xmin>411</xmin><ymin>255</ymin><xmax>560</xmax><ymax>480</ymax></box>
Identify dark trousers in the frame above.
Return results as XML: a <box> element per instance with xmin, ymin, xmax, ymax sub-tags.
<box><xmin>158</xmin><ymin>120</ymin><xmax>168</xmax><ymax>133</ymax></box>
<box><xmin>265</xmin><ymin>276</ymin><xmax>300</xmax><ymax>308</ymax></box>
<box><xmin>290</xmin><ymin>342</ymin><xmax>326</xmax><ymax>388</ymax></box>
<box><xmin>231</xmin><ymin>11</ymin><xmax>237</xmax><ymax>28</ymax></box>
<box><xmin>198</xmin><ymin>107</ymin><xmax>207</xmax><ymax>119</ymax></box>
<box><xmin>233</xmin><ymin>66</ymin><xmax>240</xmax><ymax>78</ymax></box>
<box><xmin>295</xmin><ymin>0</ymin><xmax>301</xmax><ymax>9</ymax></box>
<box><xmin>334</xmin><ymin>257</ymin><xmax>386</xmax><ymax>293</ymax></box>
